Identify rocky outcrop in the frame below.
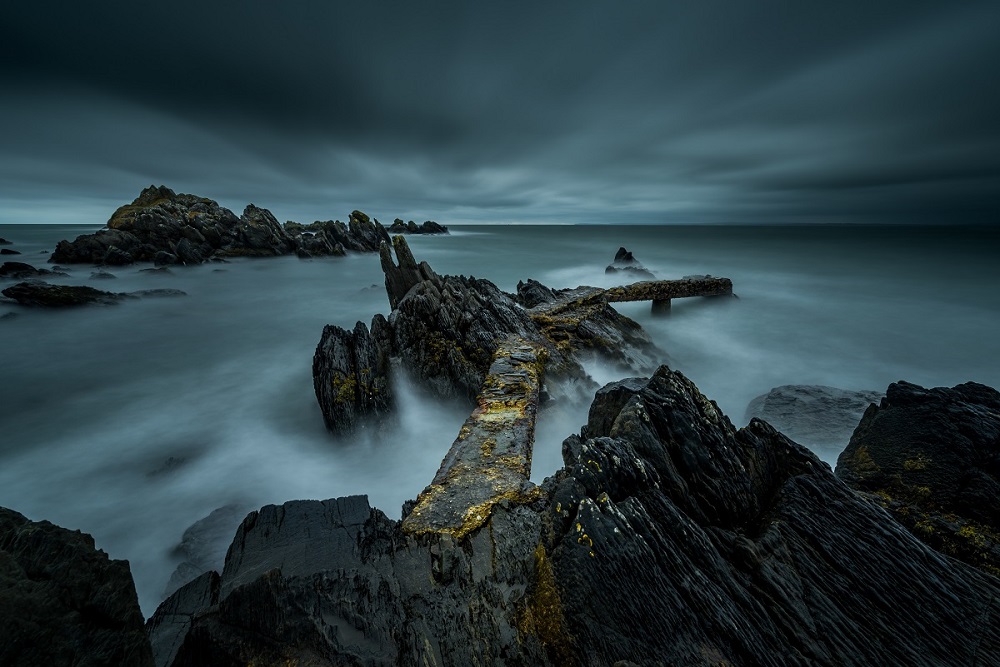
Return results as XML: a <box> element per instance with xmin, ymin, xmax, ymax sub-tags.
<box><xmin>837</xmin><ymin>380</ymin><xmax>1000</xmax><ymax>576</ymax></box>
<box><xmin>0</xmin><ymin>506</ymin><xmax>154</xmax><ymax>667</ymax></box>
<box><xmin>313</xmin><ymin>316</ymin><xmax>394</xmax><ymax>434</ymax></box>
<box><xmin>1</xmin><ymin>282</ymin><xmax>186</xmax><ymax>307</ymax></box>
<box><xmin>605</xmin><ymin>246</ymin><xmax>655</xmax><ymax>280</ymax></box>
<box><xmin>151</xmin><ymin>368</ymin><xmax>1000</xmax><ymax>666</ymax></box>
<box><xmin>746</xmin><ymin>384</ymin><xmax>884</xmax><ymax>451</ymax></box>
<box><xmin>388</xmin><ymin>218</ymin><xmax>449</xmax><ymax>234</ymax></box>
<box><xmin>0</xmin><ymin>261</ymin><xmax>68</xmax><ymax>280</ymax></box>
<box><xmin>315</xmin><ymin>237</ymin><xmax>662</xmax><ymax>433</ymax></box>
<box><xmin>51</xmin><ymin>186</ymin><xmax>391</xmax><ymax>265</ymax></box>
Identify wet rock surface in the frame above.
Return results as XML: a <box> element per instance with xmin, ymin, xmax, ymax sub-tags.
<box><xmin>0</xmin><ymin>506</ymin><xmax>154</xmax><ymax>667</ymax></box>
<box><xmin>837</xmin><ymin>380</ymin><xmax>1000</xmax><ymax>576</ymax></box>
<box><xmin>745</xmin><ymin>384</ymin><xmax>884</xmax><ymax>452</ymax></box>
<box><xmin>51</xmin><ymin>186</ymin><xmax>390</xmax><ymax>265</ymax></box>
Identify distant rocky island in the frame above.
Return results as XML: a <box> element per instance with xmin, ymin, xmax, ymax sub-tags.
<box><xmin>2</xmin><ymin>224</ymin><xmax>999</xmax><ymax>666</ymax></box>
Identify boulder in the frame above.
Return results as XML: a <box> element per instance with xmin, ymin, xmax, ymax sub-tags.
<box><xmin>605</xmin><ymin>246</ymin><xmax>655</xmax><ymax>280</ymax></box>
<box><xmin>0</xmin><ymin>236</ymin><xmax>11</xmax><ymax>245</ymax></box>
<box><xmin>1</xmin><ymin>248</ymin><xmax>22</xmax><ymax>255</ymax></box>
<box><xmin>0</xmin><ymin>506</ymin><xmax>154</xmax><ymax>666</ymax></box>
<box><xmin>745</xmin><ymin>384</ymin><xmax>884</xmax><ymax>451</ymax></box>
<box><xmin>837</xmin><ymin>380</ymin><xmax>1000</xmax><ymax>576</ymax></box>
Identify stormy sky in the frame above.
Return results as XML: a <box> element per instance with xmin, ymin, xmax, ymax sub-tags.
<box><xmin>1</xmin><ymin>1</ymin><xmax>998</xmax><ymax>225</ymax></box>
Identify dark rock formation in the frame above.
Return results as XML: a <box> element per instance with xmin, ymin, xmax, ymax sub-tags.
<box><xmin>745</xmin><ymin>384</ymin><xmax>884</xmax><ymax>452</ymax></box>
<box><xmin>1</xmin><ymin>248</ymin><xmax>22</xmax><ymax>255</ymax></box>
<box><xmin>515</xmin><ymin>278</ymin><xmax>560</xmax><ymax>308</ymax></box>
<box><xmin>605</xmin><ymin>246</ymin><xmax>655</xmax><ymax>280</ymax></box>
<box><xmin>388</xmin><ymin>218</ymin><xmax>449</xmax><ymax>234</ymax></box>
<box><xmin>313</xmin><ymin>316</ymin><xmax>394</xmax><ymax>434</ymax></box>
<box><xmin>1</xmin><ymin>282</ymin><xmax>186</xmax><ymax>307</ymax></box>
<box><xmin>837</xmin><ymin>380</ymin><xmax>1000</xmax><ymax>576</ymax></box>
<box><xmin>0</xmin><ymin>506</ymin><xmax>154</xmax><ymax>667</ymax></box>
<box><xmin>0</xmin><ymin>261</ymin><xmax>68</xmax><ymax>280</ymax></box>
<box><xmin>51</xmin><ymin>186</ymin><xmax>391</xmax><ymax>265</ymax></box>
<box><xmin>91</xmin><ymin>270</ymin><xmax>117</xmax><ymax>280</ymax></box>
<box><xmin>0</xmin><ymin>236</ymin><xmax>11</xmax><ymax>244</ymax></box>
<box><xmin>164</xmin><ymin>505</ymin><xmax>249</xmax><ymax>599</ymax></box>
<box><xmin>1</xmin><ymin>281</ymin><xmax>126</xmax><ymax>307</ymax></box>
<box><xmin>379</xmin><ymin>234</ymin><xmax>440</xmax><ymax>309</ymax></box>
<box><xmin>151</xmin><ymin>368</ymin><xmax>1000</xmax><ymax>666</ymax></box>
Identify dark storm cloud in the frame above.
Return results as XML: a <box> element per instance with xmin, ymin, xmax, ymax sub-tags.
<box><xmin>1</xmin><ymin>1</ymin><xmax>998</xmax><ymax>224</ymax></box>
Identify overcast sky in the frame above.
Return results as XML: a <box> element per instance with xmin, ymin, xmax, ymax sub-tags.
<box><xmin>1</xmin><ymin>1</ymin><xmax>998</xmax><ymax>225</ymax></box>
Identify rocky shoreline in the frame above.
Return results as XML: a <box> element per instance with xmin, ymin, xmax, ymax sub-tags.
<box><xmin>2</xmin><ymin>231</ymin><xmax>1000</xmax><ymax>666</ymax></box>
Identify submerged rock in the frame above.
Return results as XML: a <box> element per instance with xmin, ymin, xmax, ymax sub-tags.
<box><xmin>1</xmin><ymin>281</ymin><xmax>125</xmax><ymax>307</ymax></box>
<box><xmin>0</xmin><ymin>236</ymin><xmax>11</xmax><ymax>245</ymax></box>
<box><xmin>90</xmin><ymin>270</ymin><xmax>117</xmax><ymax>280</ymax></box>
<box><xmin>0</xmin><ymin>506</ymin><xmax>154</xmax><ymax>666</ymax></box>
<box><xmin>0</xmin><ymin>261</ymin><xmax>68</xmax><ymax>280</ymax></box>
<box><xmin>745</xmin><ymin>384</ymin><xmax>884</xmax><ymax>452</ymax></box>
<box><xmin>837</xmin><ymin>380</ymin><xmax>1000</xmax><ymax>576</ymax></box>
<box><xmin>1</xmin><ymin>248</ymin><xmax>22</xmax><ymax>255</ymax></box>
<box><xmin>151</xmin><ymin>368</ymin><xmax>1000</xmax><ymax>666</ymax></box>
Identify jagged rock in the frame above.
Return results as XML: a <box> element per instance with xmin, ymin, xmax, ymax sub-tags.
<box><xmin>151</xmin><ymin>369</ymin><xmax>1000</xmax><ymax>666</ymax></box>
<box><xmin>605</xmin><ymin>246</ymin><xmax>655</xmax><ymax>280</ymax></box>
<box><xmin>0</xmin><ymin>262</ymin><xmax>67</xmax><ymax>280</ymax></box>
<box><xmin>1</xmin><ymin>248</ymin><xmax>22</xmax><ymax>255</ymax></box>
<box><xmin>388</xmin><ymin>218</ymin><xmax>449</xmax><ymax>234</ymax></box>
<box><xmin>745</xmin><ymin>385</ymin><xmax>884</xmax><ymax>451</ymax></box>
<box><xmin>379</xmin><ymin>235</ymin><xmax>440</xmax><ymax>309</ymax></box>
<box><xmin>50</xmin><ymin>186</ymin><xmax>394</xmax><ymax>265</ymax></box>
<box><xmin>837</xmin><ymin>380</ymin><xmax>1000</xmax><ymax>576</ymax></box>
<box><xmin>533</xmin><ymin>368</ymin><xmax>1000</xmax><ymax>665</ymax></box>
<box><xmin>1</xmin><ymin>282</ymin><xmax>126</xmax><ymax>307</ymax></box>
<box><xmin>313</xmin><ymin>316</ymin><xmax>394</xmax><ymax>433</ymax></box>
<box><xmin>0</xmin><ymin>506</ymin><xmax>154</xmax><ymax>667</ymax></box>
<box><xmin>515</xmin><ymin>278</ymin><xmax>559</xmax><ymax>308</ymax></box>
<box><xmin>164</xmin><ymin>505</ymin><xmax>249</xmax><ymax>599</ymax></box>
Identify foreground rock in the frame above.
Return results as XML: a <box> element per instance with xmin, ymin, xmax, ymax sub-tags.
<box><xmin>51</xmin><ymin>185</ymin><xmax>391</xmax><ymax>265</ymax></box>
<box><xmin>837</xmin><ymin>380</ymin><xmax>1000</xmax><ymax>576</ymax></box>
<box><xmin>605</xmin><ymin>246</ymin><xmax>655</xmax><ymax>280</ymax></box>
<box><xmin>0</xmin><ymin>507</ymin><xmax>154</xmax><ymax>667</ymax></box>
<box><xmin>1</xmin><ymin>282</ymin><xmax>186</xmax><ymax>307</ymax></box>
<box><xmin>746</xmin><ymin>384</ymin><xmax>884</xmax><ymax>454</ymax></box>
<box><xmin>388</xmin><ymin>217</ymin><xmax>449</xmax><ymax>234</ymax></box>
<box><xmin>151</xmin><ymin>367</ymin><xmax>1000</xmax><ymax>665</ymax></box>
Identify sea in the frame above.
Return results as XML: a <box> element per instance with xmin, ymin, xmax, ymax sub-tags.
<box><xmin>2</xmin><ymin>222</ymin><xmax>999</xmax><ymax>616</ymax></box>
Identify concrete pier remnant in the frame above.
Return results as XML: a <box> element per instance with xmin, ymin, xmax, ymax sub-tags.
<box><xmin>401</xmin><ymin>336</ymin><xmax>546</xmax><ymax>539</ymax></box>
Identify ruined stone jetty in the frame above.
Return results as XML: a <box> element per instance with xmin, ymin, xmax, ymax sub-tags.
<box><xmin>401</xmin><ymin>337</ymin><xmax>546</xmax><ymax>538</ymax></box>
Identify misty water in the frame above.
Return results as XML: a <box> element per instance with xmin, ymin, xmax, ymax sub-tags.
<box><xmin>2</xmin><ymin>222</ymin><xmax>999</xmax><ymax>616</ymax></box>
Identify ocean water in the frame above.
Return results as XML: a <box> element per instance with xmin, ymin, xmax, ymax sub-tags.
<box><xmin>2</xmin><ymin>222</ymin><xmax>999</xmax><ymax>616</ymax></box>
